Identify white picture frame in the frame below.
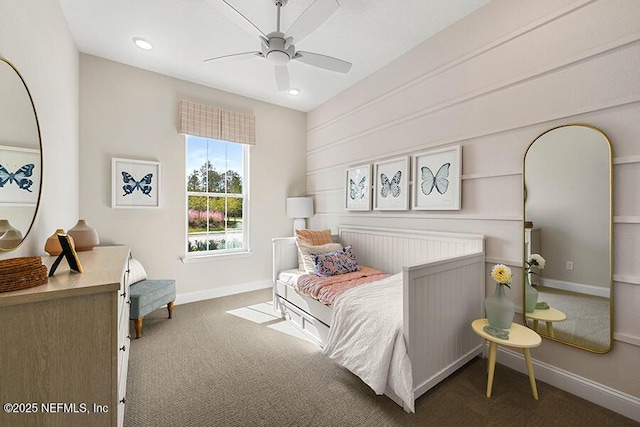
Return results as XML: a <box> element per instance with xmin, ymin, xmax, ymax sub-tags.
<box><xmin>345</xmin><ymin>164</ymin><xmax>372</xmax><ymax>211</ymax></box>
<box><xmin>0</xmin><ymin>145</ymin><xmax>40</xmax><ymax>206</ymax></box>
<box><xmin>412</xmin><ymin>145</ymin><xmax>462</xmax><ymax>210</ymax></box>
<box><xmin>112</xmin><ymin>158</ymin><xmax>161</xmax><ymax>208</ymax></box>
<box><xmin>373</xmin><ymin>156</ymin><xmax>410</xmax><ymax>211</ymax></box>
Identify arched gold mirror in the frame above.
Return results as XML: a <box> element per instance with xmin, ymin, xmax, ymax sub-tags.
<box><xmin>0</xmin><ymin>58</ymin><xmax>42</xmax><ymax>251</ymax></box>
<box><xmin>523</xmin><ymin>124</ymin><xmax>612</xmax><ymax>353</ymax></box>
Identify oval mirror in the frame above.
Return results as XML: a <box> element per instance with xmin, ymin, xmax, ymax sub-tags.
<box><xmin>0</xmin><ymin>58</ymin><xmax>42</xmax><ymax>251</ymax></box>
<box><xmin>523</xmin><ymin>124</ymin><xmax>612</xmax><ymax>353</ymax></box>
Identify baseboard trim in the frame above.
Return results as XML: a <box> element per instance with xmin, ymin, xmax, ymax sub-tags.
<box><xmin>175</xmin><ymin>280</ymin><xmax>272</xmax><ymax>305</ymax></box>
<box><xmin>494</xmin><ymin>345</ymin><xmax>640</xmax><ymax>423</ymax></box>
<box><xmin>540</xmin><ymin>277</ymin><xmax>610</xmax><ymax>298</ymax></box>
<box><xmin>614</xmin><ymin>332</ymin><xmax>640</xmax><ymax>347</ymax></box>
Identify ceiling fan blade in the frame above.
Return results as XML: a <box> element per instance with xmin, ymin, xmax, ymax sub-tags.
<box><xmin>284</xmin><ymin>37</ymin><xmax>294</xmax><ymax>50</ymax></box>
<box><xmin>285</xmin><ymin>0</ymin><xmax>339</xmax><ymax>43</ymax></box>
<box><xmin>294</xmin><ymin>51</ymin><xmax>351</xmax><ymax>73</ymax></box>
<box><xmin>221</xmin><ymin>0</ymin><xmax>266</xmax><ymax>37</ymax></box>
<box><xmin>203</xmin><ymin>51</ymin><xmax>262</xmax><ymax>62</ymax></box>
<box><xmin>274</xmin><ymin>65</ymin><xmax>290</xmax><ymax>91</ymax></box>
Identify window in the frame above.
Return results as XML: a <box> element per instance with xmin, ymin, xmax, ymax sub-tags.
<box><xmin>186</xmin><ymin>135</ymin><xmax>248</xmax><ymax>255</ymax></box>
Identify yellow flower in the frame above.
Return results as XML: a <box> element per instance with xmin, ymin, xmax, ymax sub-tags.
<box><xmin>490</xmin><ymin>264</ymin><xmax>512</xmax><ymax>287</ymax></box>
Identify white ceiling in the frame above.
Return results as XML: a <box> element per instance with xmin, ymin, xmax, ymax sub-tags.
<box><xmin>59</xmin><ymin>0</ymin><xmax>490</xmax><ymax>112</ymax></box>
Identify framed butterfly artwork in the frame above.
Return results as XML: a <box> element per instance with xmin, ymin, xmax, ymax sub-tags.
<box><xmin>411</xmin><ymin>145</ymin><xmax>462</xmax><ymax>210</ymax></box>
<box><xmin>112</xmin><ymin>158</ymin><xmax>161</xmax><ymax>208</ymax></box>
<box><xmin>0</xmin><ymin>145</ymin><xmax>40</xmax><ymax>206</ymax></box>
<box><xmin>373</xmin><ymin>156</ymin><xmax>410</xmax><ymax>211</ymax></box>
<box><xmin>345</xmin><ymin>164</ymin><xmax>372</xmax><ymax>211</ymax></box>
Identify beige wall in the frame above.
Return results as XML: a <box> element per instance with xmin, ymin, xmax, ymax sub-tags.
<box><xmin>0</xmin><ymin>0</ymin><xmax>79</xmax><ymax>258</ymax></box>
<box><xmin>307</xmin><ymin>0</ymin><xmax>640</xmax><ymax>402</ymax></box>
<box><xmin>79</xmin><ymin>55</ymin><xmax>306</xmax><ymax>295</ymax></box>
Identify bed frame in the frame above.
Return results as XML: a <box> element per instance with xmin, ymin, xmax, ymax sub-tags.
<box><xmin>272</xmin><ymin>225</ymin><xmax>486</xmax><ymax>411</ymax></box>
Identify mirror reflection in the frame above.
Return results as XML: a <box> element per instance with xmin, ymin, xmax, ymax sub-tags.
<box><xmin>0</xmin><ymin>58</ymin><xmax>42</xmax><ymax>251</ymax></box>
<box><xmin>523</xmin><ymin>124</ymin><xmax>612</xmax><ymax>353</ymax></box>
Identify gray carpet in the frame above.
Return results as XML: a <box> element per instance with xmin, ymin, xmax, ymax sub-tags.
<box><xmin>532</xmin><ymin>286</ymin><xmax>610</xmax><ymax>351</ymax></box>
<box><xmin>124</xmin><ymin>288</ymin><xmax>637</xmax><ymax>427</ymax></box>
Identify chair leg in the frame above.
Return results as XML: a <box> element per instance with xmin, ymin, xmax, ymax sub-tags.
<box><xmin>167</xmin><ymin>301</ymin><xmax>174</xmax><ymax>319</ymax></box>
<box><xmin>134</xmin><ymin>318</ymin><xmax>143</xmax><ymax>339</ymax></box>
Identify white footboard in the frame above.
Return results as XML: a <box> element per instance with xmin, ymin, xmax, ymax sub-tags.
<box><xmin>403</xmin><ymin>252</ymin><xmax>485</xmax><ymax>402</ymax></box>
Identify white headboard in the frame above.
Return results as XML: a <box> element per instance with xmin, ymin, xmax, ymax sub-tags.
<box><xmin>338</xmin><ymin>225</ymin><xmax>485</xmax><ymax>274</ymax></box>
<box><xmin>273</xmin><ymin>226</ymin><xmax>485</xmax><ymax>278</ymax></box>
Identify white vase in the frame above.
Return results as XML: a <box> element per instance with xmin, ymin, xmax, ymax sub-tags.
<box><xmin>67</xmin><ymin>219</ymin><xmax>99</xmax><ymax>251</ymax></box>
<box><xmin>0</xmin><ymin>229</ymin><xmax>24</xmax><ymax>249</ymax></box>
<box><xmin>484</xmin><ymin>283</ymin><xmax>515</xmax><ymax>329</ymax></box>
<box><xmin>0</xmin><ymin>219</ymin><xmax>20</xmax><ymax>234</ymax></box>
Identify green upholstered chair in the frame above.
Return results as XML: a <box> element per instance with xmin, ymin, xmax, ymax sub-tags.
<box><xmin>127</xmin><ymin>258</ymin><xmax>176</xmax><ymax>338</ymax></box>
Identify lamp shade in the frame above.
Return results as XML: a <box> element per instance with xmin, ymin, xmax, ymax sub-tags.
<box><xmin>286</xmin><ymin>197</ymin><xmax>314</xmax><ymax>219</ymax></box>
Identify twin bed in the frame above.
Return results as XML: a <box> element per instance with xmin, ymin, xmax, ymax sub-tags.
<box><xmin>272</xmin><ymin>225</ymin><xmax>486</xmax><ymax>412</ymax></box>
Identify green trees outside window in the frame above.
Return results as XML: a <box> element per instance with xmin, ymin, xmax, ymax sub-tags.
<box><xmin>186</xmin><ymin>137</ymin><xmax>247</xmax><ymax>253</ymax></box>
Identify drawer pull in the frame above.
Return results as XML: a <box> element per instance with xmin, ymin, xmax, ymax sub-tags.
<box><xmin>120</xmin><ymin>345</ymin><xmax>126</xmax><ymax>352</ymax></box>
<box><xmin>120</xmin><ymin>397</ymin><xmax>126</xmax><ymax>404</ymax></box>
<box><xmin>120</xmin><ymin>291</ymin><xmax>126</xmax><ymax>297</ymax></box>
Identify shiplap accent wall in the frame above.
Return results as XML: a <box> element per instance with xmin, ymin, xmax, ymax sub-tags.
<box><xmin>306</xmin><ymin>0</ymin><xmax>640</xmax><ymax>403</ymax></box>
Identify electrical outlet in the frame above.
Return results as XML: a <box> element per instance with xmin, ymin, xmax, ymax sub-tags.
<box><xmin>566</xmin><ymin>261</ymin><xmax>574</xmax><ymax>271</ymax></box>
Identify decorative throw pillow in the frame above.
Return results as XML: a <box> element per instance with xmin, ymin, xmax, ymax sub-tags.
<box><xmin>312</xmin><ymin>246</ymin><xmax>360</xmax><ymax>277</ymax></box>
<box><xmin>295</xmin><ymin>229</ymin><xmax>333</xmax><ymax>271</ymax></box>
<box><xmin>298</xmin><ymin>242</ymin><xmax>343</xmax><ymax>274</ymax></box>
<box><xmin>128</xmin><ymin>258</ymin><xmax>148</xmax><ymax>285</ymax></box>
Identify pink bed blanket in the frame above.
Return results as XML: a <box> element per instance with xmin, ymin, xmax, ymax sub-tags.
<box><xmin>294</xmin><ymin>266</ymin><xmax>389</xmax><ymax>306</ymax></box>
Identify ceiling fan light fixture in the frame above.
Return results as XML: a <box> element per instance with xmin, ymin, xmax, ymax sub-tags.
<box><xmin>266</xmin><ymin>50</ymin><xmax>290</xmax><ymax>65</ymax></box>
<box><xmin>133</xmin><ymin>37</ymin><xmax>153</xmax><ymax>50</ymax></box>
<box><xmin>288</xmin><ymin>88</ymin><xmax>300</xmax><ymax>96</ymax></box>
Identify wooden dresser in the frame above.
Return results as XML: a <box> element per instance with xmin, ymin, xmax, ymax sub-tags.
<box><xmin>0</xmin><ymin>246</ymin><xmax>131</xmax><ymax>427</ymax></box>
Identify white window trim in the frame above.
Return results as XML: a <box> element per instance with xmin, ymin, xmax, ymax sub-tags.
<box><xmin>184</xmin><ymin>137</ymin><xmax>250</xmax><ymax>259</ymax></box>
<box><xmin>180</xmin><ymin>250</ymin><xmax>253</xmax><ymax>264</ymax></box>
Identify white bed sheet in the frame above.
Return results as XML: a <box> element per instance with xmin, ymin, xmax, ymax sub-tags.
<box><xmin>322</xmin><ymin>273</ymin><xmax>414</xmax><ymax>412</ymax></box>
<box><xmin>277</xmin><ymin>268</ymin><xmax>304</xmax><ymax>287</ymax></box>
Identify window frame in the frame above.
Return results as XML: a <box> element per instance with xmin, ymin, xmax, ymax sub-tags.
<box><xmin>184</xmin><ymin>135</ymin><xmax>250</xmax><ymax>258</ymax></box>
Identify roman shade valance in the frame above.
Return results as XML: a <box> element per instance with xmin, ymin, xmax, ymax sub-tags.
<box><xmin>178</xmin><ymin>99</ymin><xmax>256</xmax><ymax>145</ymax></box>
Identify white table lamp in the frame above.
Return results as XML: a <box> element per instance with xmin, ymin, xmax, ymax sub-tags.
<box><xmin>286</xmin><ymin>197</ymin><xmax>314</xmax><ymax>235</ymax></box>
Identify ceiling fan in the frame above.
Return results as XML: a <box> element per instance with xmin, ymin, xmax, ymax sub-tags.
<box><xmin>204</xmin><ymin>0</ymin><xmax>352</xmax><ymax>92</ymax></box>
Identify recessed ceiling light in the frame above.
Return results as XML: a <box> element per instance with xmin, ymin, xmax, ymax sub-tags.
<box><xmin>133</xmin><ymin>37</ymin><xmax>153</xmax><ymax>50</ymax></box>
<box><xmin>288</xmin><ymin>88</ymin><xmax>301</xmax><ymax>96</ymax></box>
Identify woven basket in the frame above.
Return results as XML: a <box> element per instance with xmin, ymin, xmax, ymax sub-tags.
<box><xmin>0</xmin><ymin>257</ymin><xmax>48</xmax><ymax>293</ymax></box>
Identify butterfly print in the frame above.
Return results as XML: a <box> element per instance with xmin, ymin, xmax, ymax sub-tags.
<box><xmin>421</xmin><ymin>163</ymin><xmax>450</xmax><ymax>195</ymax></box>
<box><xmin>0</xmin><ymin>163</ymin><xmax>35</xmax><ymax>192</ymax></box>
<box><xmin>380</xmin><ymin>171</ymin><xmax>402</xmax><ymax>198</ymax></box>
<box><xmin>122</xmin><ymin>171</ymin><xmax>153</xmax><ymax>196</ymax></box>
<box><xmin>349</xmin><ymin>176</ymin><xmax>367</xmax><ymax>200</ymax></box>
